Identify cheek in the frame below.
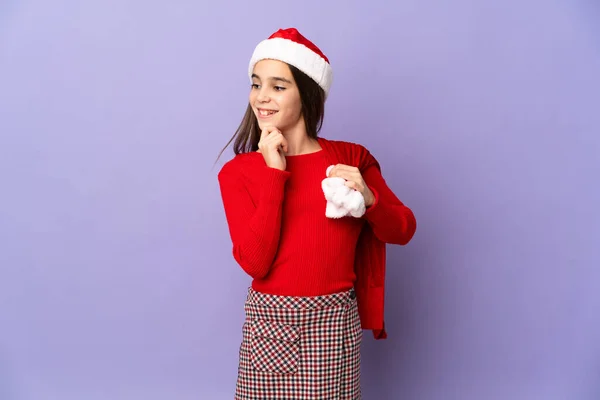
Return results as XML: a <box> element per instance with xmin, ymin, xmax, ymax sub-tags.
<box><xmin>248</xmin><ymin>92</ymin><xmax>259</xmax><ymax>117</ymax></box>
<box><xmin>280</xmin><ymin>96</ymin><xmax>302</xmax><ymax>118</ymax></box>
<box><xmin>291</xmin><ymin>96</ymin><xmax>303</xmax><ymax>116</ymax></box>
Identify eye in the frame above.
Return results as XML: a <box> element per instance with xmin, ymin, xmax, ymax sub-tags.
<box><xmin>251</xmin><ymin>83</ymin><xmax>260</xmax><ymax>89</ymax></box>
<box><xmin>274</xmin><ymin>86</ymin><xmax>286</xmax><ymax>91</ymax></box>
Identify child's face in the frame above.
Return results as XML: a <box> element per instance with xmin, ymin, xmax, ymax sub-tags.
<box><xmin>249</xmin><ymin>59</ymin><xmax>303</xmax><ymax>133</ymax></box>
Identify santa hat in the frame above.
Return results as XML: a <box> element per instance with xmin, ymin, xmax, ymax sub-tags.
<box><xmin>248</xmin><ymin>28</ymin><xmax>333</xmax><ymax>98</ymax></box>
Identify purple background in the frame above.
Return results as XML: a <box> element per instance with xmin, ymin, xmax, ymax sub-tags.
<box><xmin>1</xmin><ymin>1</ymin><xmax>600</xmax><ymax>399</ymax></box>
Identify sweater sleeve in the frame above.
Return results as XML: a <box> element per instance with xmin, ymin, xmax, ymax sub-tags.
<box><xmin>361</xmin><ymin>164</ymin><xmax>417</xmax><ymax>245</ymax></box>
<box><xmin>218</xmin><ymin>161</ymin><xmax>290</xmax><ymax>279</ymax></box>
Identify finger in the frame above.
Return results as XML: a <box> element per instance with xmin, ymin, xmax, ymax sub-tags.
<box><xmin>329</xmin><ymin>168</ymin><xmax>344</xmax><ymax>178</ymax></box>
<box><xmin>261</xmin><ymin>126</ymin><xmax>279</xmax><ymax>138</ymax></box>
<box><xmin>267</xmin><ymin>129</ymin><xmax>282</xmax><ymax>142</ymax></box>
<box><xmin>261</xmin><ymin>129</ymin><xmax>278</xmax><ymax>144</ymax></box>
<box><xmin>330</xmin><ymin>169</ymin><xmax>360</xmax><ymax>181</ymax></box>
<box><xmin>267</xmin><ymin>132</ymin><xmax>285</xmax><ymax>152</ymax></box>
<box><xmin>260</xmin><ymin>127</ymin><xmax>270</xmax><ymax>140</ymax></box>
<box><xmin>268</xmin><ymin>132</ymin><xmax>283</xmax><ymax>146</ymax></box>
<box><xmin>344</xmin><ymin>180</ymin><xmax>359</xmax><ymax>190</ymax></box>
<box><xmin>334</xmin><ymin>164</ymin><xmax>359</xmax><ymax>173</ymax></box>
<box><xmin>329</xmin><ymin>165</ymin><xmax>357</xmax><ymax>176</ymax></box>
<box><xmin>346</xmin><ymin>180</ymin><xmax>366</xmax><ymax>193</ymax></box>
<box><xmin>281</xmin><ymin>136</ymin><xmax>289</xmax><ymax>153</ymax></box>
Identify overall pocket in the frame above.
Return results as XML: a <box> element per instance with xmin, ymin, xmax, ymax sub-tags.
<box><xmin>250</xmin><ymin>319</ymin><xmax>300</xmax><ymax>374</ymax></box>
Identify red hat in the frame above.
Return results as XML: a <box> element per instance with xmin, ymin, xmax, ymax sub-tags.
<box><xmin>248</xmin><ymin>28</ymin><xmax>333</xmax><ymax>98</ymax></box>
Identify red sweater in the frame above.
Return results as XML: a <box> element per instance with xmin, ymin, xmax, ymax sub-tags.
<box><xmin>218</xmin><ymin>137</ymin><xmax>416</xmax><ymax>335</ymax></box>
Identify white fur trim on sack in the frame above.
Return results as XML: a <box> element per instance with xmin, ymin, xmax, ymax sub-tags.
<box><xmin>321</xmin><ymin>165</ymin><xmax>366</xmax><ymax>218</ymax></box>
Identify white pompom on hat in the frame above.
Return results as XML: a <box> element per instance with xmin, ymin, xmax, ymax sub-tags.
<box><xmin>248</xmin><ymin>28</ymin><xmax>333</xmax><ymax>98</ymax></box>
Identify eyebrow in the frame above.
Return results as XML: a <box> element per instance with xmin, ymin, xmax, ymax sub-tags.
<box><xmin>251</xmin><ymin>74</ymin><xmax>292</xmax><ymax>84</ymax></box>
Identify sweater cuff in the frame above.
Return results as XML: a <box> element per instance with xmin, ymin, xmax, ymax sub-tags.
<box><xmin>364</xmin><ymin>184</ymin><xmax>381</xmax><ymax>215</ymax></box>
<box><xmin>259</xmin><ymin>166</ymin><xmax>290</xmax><ymax>203</ymax></box>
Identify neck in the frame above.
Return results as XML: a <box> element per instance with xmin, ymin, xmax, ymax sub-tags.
<box><xmin>281</xmin><ymin>121</ymin><xmax>321</xmax><ymax>156</ymax></box>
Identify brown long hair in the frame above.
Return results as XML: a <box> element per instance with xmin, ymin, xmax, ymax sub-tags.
<box><xmin>216</xmin><ymin>64</ymin><xmax>326</xmax><ymax>162</ymax></box>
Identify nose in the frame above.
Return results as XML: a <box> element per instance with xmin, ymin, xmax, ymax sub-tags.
<box><xmin>257</xmin><ymin>87</ymin><xmax>270</xmax><ymax>103</ymax></box>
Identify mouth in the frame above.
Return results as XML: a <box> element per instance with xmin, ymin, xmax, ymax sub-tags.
<box><xmin>257</xmin><ymin>108</ymin><xmax>278</xmax><ymax>118</ymax></box>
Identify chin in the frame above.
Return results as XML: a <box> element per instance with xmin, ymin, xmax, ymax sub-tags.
<box><xmin>257</xmin><ymin>119</ymin><xmax>283</xmax><ymax>130</ymax></box>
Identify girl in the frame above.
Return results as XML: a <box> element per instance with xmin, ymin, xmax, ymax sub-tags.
<box><xmin>217</xmin><ymin>27</ymin><xmax>416</xmax><ymax>400</ymax></box>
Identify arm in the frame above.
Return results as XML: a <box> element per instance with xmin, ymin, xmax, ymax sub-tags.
<box><xmin>217</xmin><ymin>163</ymin><xmax>290</xmax><ymax>278</ymax></box>
<box><xmin>362</xmin><ymin>164</ymin><xmax>416</xmax><ymax>245</ymax></box>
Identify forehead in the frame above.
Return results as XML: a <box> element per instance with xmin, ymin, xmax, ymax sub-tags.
<box><xmin>252</xmin><ymin>59</ymin><xmax>294</xmax><ymax>79</ymax></box>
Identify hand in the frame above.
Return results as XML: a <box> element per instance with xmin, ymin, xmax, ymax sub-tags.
<box><xmin>257</xmin><ymin>126</ymin><xmax>288</xmax><ymax>171</ymax></box>
<box><xmin>327</xmin><ymin>164</ymin><xmax>375</xmax><ymax>207</ymax></box>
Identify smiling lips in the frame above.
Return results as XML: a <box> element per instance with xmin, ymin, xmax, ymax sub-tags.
<box><xmin>258</xmin><ymin>108</ymin><xmax>278</xmax><ymax>119</ymax></box>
